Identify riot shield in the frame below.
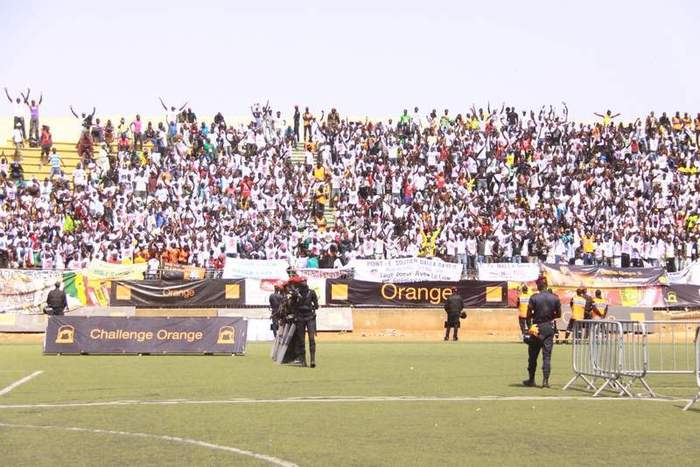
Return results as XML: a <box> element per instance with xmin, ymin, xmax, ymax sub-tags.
<box><xmin>275</xmin><ymin>322</ymin><xmax>296</xmax><ymax>364</ymax></box>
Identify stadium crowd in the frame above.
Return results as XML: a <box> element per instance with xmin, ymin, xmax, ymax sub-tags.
<box><xmin>0</xmin><ymin>98</ymin><xmax>699</xmax><ymax>274</ymax></box>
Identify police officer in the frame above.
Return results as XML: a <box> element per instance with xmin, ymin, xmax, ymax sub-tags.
<box><xmin>45</xmin><ymin>282</ymin><xmax>67</xmax><ymax>315</ymax></box>
<box><xmin>592</xmin><ymin>289</ymin><xmax>608</xmax><ymax>319</ymax></box>
<box><xmin>289</xmin><ymin>277</ymin><xmax>319</xmax><ymax>368</ymax></box>
<box><xmin>523</xmin><ymin>279</ymin><xmax>561</xmax><ymax>388</ymax></box>
<box><xmin>516</xmin><ymin>284</ymin><xmax>532</xmax><ymax>336</ymax></box>
<box><xmin>269</xmin><ymin>284</ymin><xmax>285</xmax><ymax>337</ymax></box>
<box><xmin>443</xmin><ymin>292</ymin><xmax>466</xmax><ymax>341</ymax></box>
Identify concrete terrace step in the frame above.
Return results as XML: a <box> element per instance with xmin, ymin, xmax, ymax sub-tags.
<box><xmin>0</xmin><ymin>146</ymin><xmax>83</xmax><ymax>158</ymax></box>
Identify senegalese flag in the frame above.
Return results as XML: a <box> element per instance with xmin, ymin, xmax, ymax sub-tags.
<box><xmin>62</xmin><ymin>271</ymin><xmax>87</xmax><ymax>305</ymax></box>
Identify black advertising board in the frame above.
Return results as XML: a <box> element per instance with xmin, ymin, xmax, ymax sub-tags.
<box><xmin>326</xmin><ymin>280</ymin><xmax>508</xmax><ymax>308</ymax></box>
<box><xmin>43</xmin><ymin>316</ymin><xmax>248</xmax><ymax>354</ymax></box>
<box><xmin>664</xmin><ymin>284</ymin><xmax>700</xmax><ymax>307</ymax></box>
<box><xmin>109</xmin><ymin>279</ymin><xmax>245</xmax><ymax>308</ymax></box>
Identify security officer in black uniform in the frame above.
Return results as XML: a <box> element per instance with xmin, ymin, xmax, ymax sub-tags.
<box><xmin>523</xmin><ymin>279</ymin><xmax>561</xmax><ymax>388</ymax></box>
<box><xmin>289</xmin><ymin>277</ymin><xmax>319</xmax><ymax>368</ymax></box>
<box><xmin>45</xmin><ymin>282</ymin><xmax>67</xmax><ymax>315</ymax></box>
<box><xmin>443</xmin><ymin>292</ymin><xmax>466</xmax><ymax>341</ymax></box>
<box><xmin>269</xmin><ymin>284</ymin><xmax>285</xmax><ymax>337</ymax></box>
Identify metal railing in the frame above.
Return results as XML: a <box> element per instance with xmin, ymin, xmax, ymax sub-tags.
<box><xmin>683</xmin><ymin>327</ymin><xmax>700</xmax><ymax>411</ymax></box>
<box><xmin>644</xmin><ymin>321</ymin><xmax>698</xmax><ymax>375</ymax></box>
<box><xmin>564</xmin><ymin>320</ymin><xmax>599</xmax><ymax>392</ymax></box>
<box><xmin>564</xmin><ymin>319</ymin><xmax>654</xmax><ymax>398</ymax></box>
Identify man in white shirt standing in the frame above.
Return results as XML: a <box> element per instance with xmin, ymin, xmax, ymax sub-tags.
<box><xmin>5</xmin><ymin>87</ymin><xmax>27</xmax><ymax>141</ymax></box>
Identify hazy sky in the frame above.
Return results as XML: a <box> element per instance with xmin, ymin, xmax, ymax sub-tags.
<box><xmin>1</xmin><ymin>0</ymin><xmax>698</xmax><ymax>120</ymax></box>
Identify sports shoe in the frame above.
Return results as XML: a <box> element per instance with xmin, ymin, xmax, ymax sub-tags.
<box><xmin>522</xmin><ymin>379</ymin><xmax>536</xmax><ymax>387</ymax></box>
<box><xmin>542</xmin><ymin>378</ymin><xmax>550</xmax><ymax>388</ymax></box>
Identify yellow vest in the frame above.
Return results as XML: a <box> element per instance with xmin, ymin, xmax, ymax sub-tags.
<box><xmin>593</xmin><ymin>297</ymin><xmax>608</xmax><ymax>318</ymax></box>
<box><xmin>518</xmin><ymin>292</ymin><xmax>532</xmax><ymax>318</ymax></box>
<box><xmin>571</xmin><ymin>296</ymin><xmax>586</xmax><ymax>320</ymax></box>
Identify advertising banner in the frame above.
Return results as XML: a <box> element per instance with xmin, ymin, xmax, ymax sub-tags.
<box><xmin>223</xmin><ymin>258</ymin><xmax>289</xmax><ymax>280</ymax></box>
<box><xmin>63</xmin><ymin>260</ymin><xmax>149</xmax><ymax>308</ymax></box>
<box><xmin>161</xmin><ymin>263</ymin><xmax>206</xmax><ymax>280</ymax></box>
<box><xmin>0</xmin><ymin>269</ymin><xmax>67</xmax><ymax>314</ymax></box>
<box><xmin>326</xmin><ymin>280</ymin><xmax>507</xmax><ymax>308</ymax></box>
<box><xmin>549</xmin><ymin>286</ymin><xmax>665</xmax><ymax>308</ymax></box>
<box><xmin>244</xmin><ymin>278</ymin><xmax>327</xmax><ymax>307</ymax></box>
<box><xmin>668</xmin><ymin>262</ymin><xmax>700</xmax><ymax>285</ymax></box>
<box><xmin>542</xmin><ymin>264</ymin><xmax>668</xmax><ymax>288</ymax></box>
<box><xmin>296</xmin><ymin>268</ymin><xmax>352</xmax><ymax>280</ymax></box>
<box><xmin>349</xmin><ymin>257</ymin><xmax>463</xmax><ymax>283</ymax></box>
<box><xmin>664</xmin><ymin>284</ymin><xmax>700</xmax><ymax>307</ymax></box>
<box><xmin>109</xmin><ymin>280</ymin><xmax>245</xmax><ymax>308</ymax></box>
<box><xmin>478</xmin><ymin>263</ymin><xmax>541</xmax><ymax>282</ymax></box>
<box><xmin>44</xmin><ymin>316</ymin><xmax>248</xmax><ymax>354</ymax></box>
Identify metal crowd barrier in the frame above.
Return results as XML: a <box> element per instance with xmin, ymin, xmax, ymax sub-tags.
<box><xmin>643</xmin><ymin>321</ymin><xmax>698</xmax><ymax>375</ymax></box>
<box><xmin>563</xmin><ymin>320</ymin><xmax>654</xmax><ymax>398</ymax></box>
<box><xmin>563</xmin><ymin>320</ymin><xmax>599</xmax><ymax>392</ymax></box>
<box><xmin>683</xmin><ymin>327</ymin><xmax>700</xmax><ymax>411</ymax></box>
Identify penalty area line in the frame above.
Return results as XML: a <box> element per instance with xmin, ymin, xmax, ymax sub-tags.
<box><xmin>0</xmin><ymin>371</ymin><xmax>43</xmax><ymax>397</ymax></box>
<box><xmin>0</xmin><ymin>422</ymin><xmax>297</xmax><ymax>467</ymax></box>
<box><xmin>0</xmin><ymin>394</ymin><xmax>691</xmax><ymax>409</ymax></box>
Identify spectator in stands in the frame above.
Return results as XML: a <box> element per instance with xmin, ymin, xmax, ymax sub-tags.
<box><xmin>24</xmin><ymin>89</ymin><xmax>42</xmax><ymax>144</ymax></box>
<box><xmin>5</xmin><ymin>87</ymin><xmax>27</xmax><ymax>141</ymax></box>
<box><xmin>40</xmin><ymin>125</ymin><xmax>52</xmax><ymax>165</ymax></box>
<box><xmin>48</xmin><ymin>148</ymin><xmax>63</xmax><ymax>178</ymax></box>
<box><xmin>1</xmin><ymin>99</ymin><xmax>699</xmax><ymax>274</ymax></box>
<box><xmin>12</xmin><ymin>122</ymin><xmax>23</xmax><ymax>159</ymax></box>
<box><xmin>9</xmin><ymin>159</ymin><xmax>23</xmax><ymax>182</ymax></box>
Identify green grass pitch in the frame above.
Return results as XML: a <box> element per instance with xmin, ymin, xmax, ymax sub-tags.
<box><xmin>1</xmin><ymin>341</ymin><xmax>699</xmax><ymax>466</ymax></box>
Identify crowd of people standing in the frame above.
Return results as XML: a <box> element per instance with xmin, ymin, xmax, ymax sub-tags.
<box><xmin>0</xmin><ymin>95</ymin><xmax>699</xmax><ymax>274</ymax></box>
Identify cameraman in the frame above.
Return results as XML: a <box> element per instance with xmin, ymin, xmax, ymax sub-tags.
<box><xmin>45</xmin><ymin>282</ymin><xmax>67</xmax><ymax>315</ymax></box>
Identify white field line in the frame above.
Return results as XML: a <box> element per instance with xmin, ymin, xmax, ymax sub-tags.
<box><xmin>0</xmin><ymin>371</ymin><xmax>43</xmax><ymax>397</ymax></box>
<box><xmin>0</xmin><ymin>422</ymin><xmax>298</xmax><ymax>467</ymax></box>
<box><xmin>0</xmin><ymin>394</ymin><xmax>693</xmax><ymax>410</ymax></box>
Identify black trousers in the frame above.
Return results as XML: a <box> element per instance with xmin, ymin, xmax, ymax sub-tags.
<box><xmin>621</xmin><ymin>253</ymin><xmax>630</xmax><ymax>268</ymax></box>
<box><xmin>444</xmin><ymin>325</ymin><xmax>459</xmax><ymax>340</ymax></box>
<box><xmin>527</xmin><ymin>334</ymin><xmax>553</xmax><ymax>380</ymax></box>
<box><xmin>303</xmin><ymin>125</ymin><xmax>312</xmax><ymax>142</ymax></box>
<box><xmin>295</xmin><ymin>317</ymin><xmax>317</xmax><ymax>361</ymax></box>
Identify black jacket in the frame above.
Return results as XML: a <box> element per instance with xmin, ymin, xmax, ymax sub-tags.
<box><xmin>444</xmin><ymin>294</ymin><xmax>464</xmax><ymax>323</ymax></box>
<box><xmin>291</xmin><ymin>286</ymin><xmax>318</xmax><ymax>319</ymax></box>
<box><xmin>46</xmin><ymin>288</ymin><xmax>67</xmax><ymax>314</ymax></box>
<box><xmin>444</xmin><ymin>294</ymin><xmax>464</xmax><ymax>314</ymax></box>
<box><xmin>527</xmin><ymin>291</ymin><xmax>561</xmax><ymax>325</ymax></box>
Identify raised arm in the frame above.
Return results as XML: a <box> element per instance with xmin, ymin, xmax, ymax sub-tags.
<box><xmin>38</xmin><ymin>93</ymin><xmax>43</xmax><ymax>105</ymax></box>
<box><xmin>593</xmin><ymin>112</ymin><xmax>604</xmax><ymax>118</ymax></box>
<box><xmin>70</xmin><ymin>105</ymin><xmax>79</xmax><ymax>119</ymax></box>
<box><xmin>178</xmin><ymin>102</ymin><xmax>188</xmax><ymax>112</ymax></box>
<box><xmin>21</xmin><ymin>89</ymin><xmax>29</xmax><ymax>104</ymax></box>
<box><xmin>4</xmin><ymin>87</ymin><xmax>11</xmax><ymax>103</ymax></box>
<box><xmin>159</xmin><ymin>97</ymin><xmax>168</xmax><ymax>111</ymax></box>
<box><xmin>90</xmin><ymin>107</ymin><xmax>96</xmax><ymax>118</ymax></box>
